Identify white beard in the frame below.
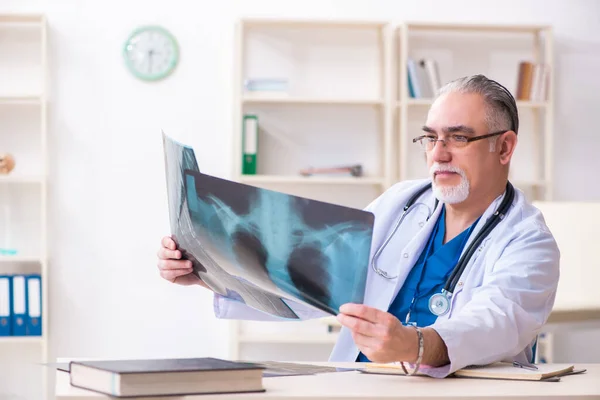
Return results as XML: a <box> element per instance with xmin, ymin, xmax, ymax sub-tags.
<box><xmin>429</xmin><ymin>163</ymin><xmax>470</xmax><ymax>204</ymax></box>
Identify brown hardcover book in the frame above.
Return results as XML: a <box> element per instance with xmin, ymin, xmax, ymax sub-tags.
<box><xmin>69</xmin><ymin>357</ymin><xmax>265</xmax><ymax>398</ymax></box>
<box><xmin>516</xmin><ymin>61</ymin><xmax>535</xmax><ymax>101</ymax></box>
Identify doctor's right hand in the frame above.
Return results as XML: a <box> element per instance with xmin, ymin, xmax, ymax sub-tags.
<box><xmin>157</xmin><ymin>236</ymin><xmax>210</xmax><ymax>289</ymax></box>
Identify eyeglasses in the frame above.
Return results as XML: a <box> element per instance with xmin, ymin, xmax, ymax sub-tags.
<box><xmin>412</xmin><ymin>130</ymin><xmax>509</xmax><ymax>151</ymax></box>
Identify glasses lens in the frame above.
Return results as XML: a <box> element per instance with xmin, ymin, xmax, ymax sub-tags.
<box><xmin>448</xmin><ymin>136</ymin><xmax>468</xmax><ymax>148</ymax></box>
<box><xmin>417</xmin><ymin>138</ymin><xmax>428</xmax><ymax>150</ymax></box>
<box><xmin>424</xmin><ymin>138</ymin><xmax>435</xmax><ymax>151</ymax></box>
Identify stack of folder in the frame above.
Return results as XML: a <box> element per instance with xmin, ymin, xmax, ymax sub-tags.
<box><xmin>0</xmin><ymin>274</ymin><xmax>42</xmax><ymax>336</ymax></box>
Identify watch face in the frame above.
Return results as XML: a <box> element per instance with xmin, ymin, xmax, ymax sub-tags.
<box><xmin>123</xmin><ymin>26</ymin><xmax>179</xmax><ymax>81</ymax></box>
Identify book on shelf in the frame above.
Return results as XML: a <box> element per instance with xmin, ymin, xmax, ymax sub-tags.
<box><xmin>162</xmin><ymin>131</ymin><xmax>374</xmax><ymax>319</ymax></box>
<box><xmin>69</xmin><ymin>357</ymin><xmax>265</xmax><ymax>398</ymax></box>
<box><xmin>242</xmin><ymin>79</ymin><xmax>290</xmax><ymax>100</ymax></box>
<box><xmin>407</xmin><ymin>57</ymin><xmax>441</xmax><ymax>99</ymax></box>
<box><xmin>516</xmin><ymin>61</ymin><xmax>550</xmax><ymax>102</ymax></box>
<box><xmin>243</xmin><ymin>78</ymin><xmax>289</xmax><ymax>93</ymax></box>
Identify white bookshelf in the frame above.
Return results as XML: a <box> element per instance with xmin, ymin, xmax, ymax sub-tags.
<box><xmin>0</xmin><ymin>13</ymin><xmax>48</xmax><ymax>399</ymax></box>
<box><xmin>230</xmin><ymin>17</ymin><xmax>392</xmax><ymax>361</ymax></box>
<box><xmin>232</xmin><ymin>17</ymin><xmax>395</xmax><ymax>189</ymax></box>
<box><xmin>228</xmin><ymin>18</ymin><xmax>555</xmax><ymax>362</ymax></box>
<box><xmin>396</xmin><ymin>22</ymin><xmax>554</xmax><ymax>201</ymax></box>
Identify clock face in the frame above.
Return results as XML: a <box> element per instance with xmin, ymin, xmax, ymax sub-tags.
<box><xmin>123</xmin><ymin>26</ymin><xmax>179</xmax><ymax>81</ymax></box>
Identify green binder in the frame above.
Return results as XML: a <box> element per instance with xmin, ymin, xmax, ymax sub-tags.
<box><xmin>242</xmin><ymin>114</ymin><xmax>258</xmax><ymax>175</ymax></box>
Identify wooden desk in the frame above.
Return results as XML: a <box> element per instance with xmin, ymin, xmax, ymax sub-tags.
<box><xmin>56</xmin><ymin>363</ymin><xmax>600</xmax><ymax>400</ymax></box>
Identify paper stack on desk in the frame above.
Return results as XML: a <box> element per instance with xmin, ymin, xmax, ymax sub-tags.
<box><xmin>361</xmin><ymin>362</ymin><xmax>581</xmax><ymax>381</ymax></box>
<box><xmin>453</xmin><ymin>362</ymin><xmax>577</xmax><ymax>381</ymax></box>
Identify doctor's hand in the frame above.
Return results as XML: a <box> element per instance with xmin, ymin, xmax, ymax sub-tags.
<box><xmin>336</xmin><ymin>303</ymin><xmax>419</xmax><ymax>364</ymax></box>
<box><xmin>157</xmin><ymin>236</ymin><xmax>210</xmax><ymax>289</ymax></box>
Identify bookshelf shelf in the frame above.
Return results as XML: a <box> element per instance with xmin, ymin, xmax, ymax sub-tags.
<box><xmin>241</xmin><ymin>18</ymin><xmax>387</xmax><ymax>30</ymax></box>
<box><xmin>405</xmin><ymin>21</ymin><xmax>550</xmax><ymax>34</ymax></box>
<box><xmin>403</xmin><ymin>99</ymin><xmax>434</xmax><ymax>107</ymax></box>
<box><xmin>0</xmin><ymin>14</ymin><xmax>44</xmax><ymax>25</ymax></box>
<box><xmin>0</xmin><ymin>255</ymin><xmax>44</xmax><ymax>263</ymax></box>
<box><xmin>0</xmin><ymin>175</ymin><xmax>45</xmax><ymax>184</ymax></box>
<box><xmin>239</xmin><ymin>175</ymin><xmax>385</xmax><ymax>186</ymax></box>
<box><xmin>511</xmin><ymin>181</ymin><xmax>549</xmax><ymax>201</ymax></box>
<box><xmin>238</xmin><ymin>333</ymin><xmax>339</xmax><ymax>344</ymax></box>
<box><xmin>398</xmin><ymin>99</ymin><xmax>548</xmax><ymax>109</ymax></box>
<box><xmin>0</xmin><ymin>96</ymin><xmax>43</xmax><ymax>105</ymax></box>
<box><xmin>512</xmin><ymin>180</ymin><xmax>548</xmax><ymax>187</ymax></box>
<box><xmin>517</xmin><ymin>101</ymin><xmax>549</xmax><ymax>109</ymax></box>
<box><xmin>242</xmin><ymin>96</ymin><xmax>385</xmax><ymax>106</ymax></box>
<box><xmin>0</xmin><ymin>336</ymin><xmax>44</xmax><ymax>344</ymax></box>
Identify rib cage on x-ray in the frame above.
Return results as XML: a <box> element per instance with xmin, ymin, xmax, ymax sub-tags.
<box><xmin>162</xmin><ymin>131</ymin><xmax>374</xmax><ymax>319</ymax></box>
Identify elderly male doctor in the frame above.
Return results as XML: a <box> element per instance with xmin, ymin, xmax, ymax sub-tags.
<box><xmin>157</xmin><ymin>74</ymin><xmax>560</xmax><ymax>378</ymax></box>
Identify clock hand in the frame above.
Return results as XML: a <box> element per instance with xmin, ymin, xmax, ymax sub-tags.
<box><xmin>148</xmin><ymin>49</ymin><xmax>154</xmax><ymax>74</ymax></box>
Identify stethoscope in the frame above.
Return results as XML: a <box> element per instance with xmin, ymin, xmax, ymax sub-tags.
<box><xmin>371</xmin><ymin>181</ymin><xmax>515</xmax><ymax>317</ymax></box>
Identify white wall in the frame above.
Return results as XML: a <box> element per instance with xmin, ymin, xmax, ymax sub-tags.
<box><xmin>0</xmin><ymin>0</ymin><xmax>599</xmax><ymax>398</ymax></box>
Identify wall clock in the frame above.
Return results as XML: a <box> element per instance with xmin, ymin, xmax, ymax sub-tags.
<box><xmin>123</xmin><ymin>25</ymin><xmax>179</xmax><ymax>81</ymax></box>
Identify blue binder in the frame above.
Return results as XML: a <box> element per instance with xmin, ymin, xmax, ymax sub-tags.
<box><xmin>11</xmin><ymin>275</ymin><xmax>27</xmax><ymax>336</ymax></box>
<box><xmin>26</xmin><ymin>274</ymin><xmax>42</xmax><ymax>336</ymax></box>
<box><xmin>0</xmin><ymin>275</ymin><xmax>11</xmax><ymax>336</ymax></box>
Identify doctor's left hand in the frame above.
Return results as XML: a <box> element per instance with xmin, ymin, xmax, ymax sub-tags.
<box><xmin>336</xmin><ymin>303</ymin><xmax>419</xmax><ymax>363</ymax></box>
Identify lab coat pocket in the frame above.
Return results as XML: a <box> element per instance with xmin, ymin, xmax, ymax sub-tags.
<box><xmin>446</xmin><ymin>243</ymin><xmax>489</xmax><ymax>319</ymax></box>
<box><xmin>447</xmin><ymin>284</ymin><xmax>465</xmax><ymax>319</ymax></box>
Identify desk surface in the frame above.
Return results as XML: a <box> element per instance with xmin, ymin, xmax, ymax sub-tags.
<box><xmin>55</xmin><ymin>362</ymin><xmax>600</xmax><ymax>400</ymax></box>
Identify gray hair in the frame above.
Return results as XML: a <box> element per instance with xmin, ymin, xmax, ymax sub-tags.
<box><xmin>436</xmin><ymin>74</ymin><xmax>519</xmax><ymax>151</ymax></box>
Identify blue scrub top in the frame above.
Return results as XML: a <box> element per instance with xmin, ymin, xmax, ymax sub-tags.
<box><xmin>357</xmin><ymin>205</ymin><xmax>479</xmax><ymax>362</ymax></box>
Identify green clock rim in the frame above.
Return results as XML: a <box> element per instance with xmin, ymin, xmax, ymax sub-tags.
<box><xmin>123</xmin><ymin>25</ymin><xmax>179</xmax><ymax>82</ymax></box>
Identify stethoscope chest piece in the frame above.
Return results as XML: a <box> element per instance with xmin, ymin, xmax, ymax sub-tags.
<box><xmin>429</xmin><ymin>291</ymin><xmax>451</xmax><ymax>316</ymax></box>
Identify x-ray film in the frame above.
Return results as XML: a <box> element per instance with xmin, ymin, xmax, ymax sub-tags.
<box><xmin>162</xmin><ymin>132</ymin><xmax>374</xmax><ymax>318</ymax></box>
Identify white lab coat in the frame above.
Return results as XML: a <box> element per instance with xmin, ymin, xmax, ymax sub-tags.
<box><xmin>213</xmin><ymin>179</ymin><xmax>560</xmax><ymax>378</ymax></box>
